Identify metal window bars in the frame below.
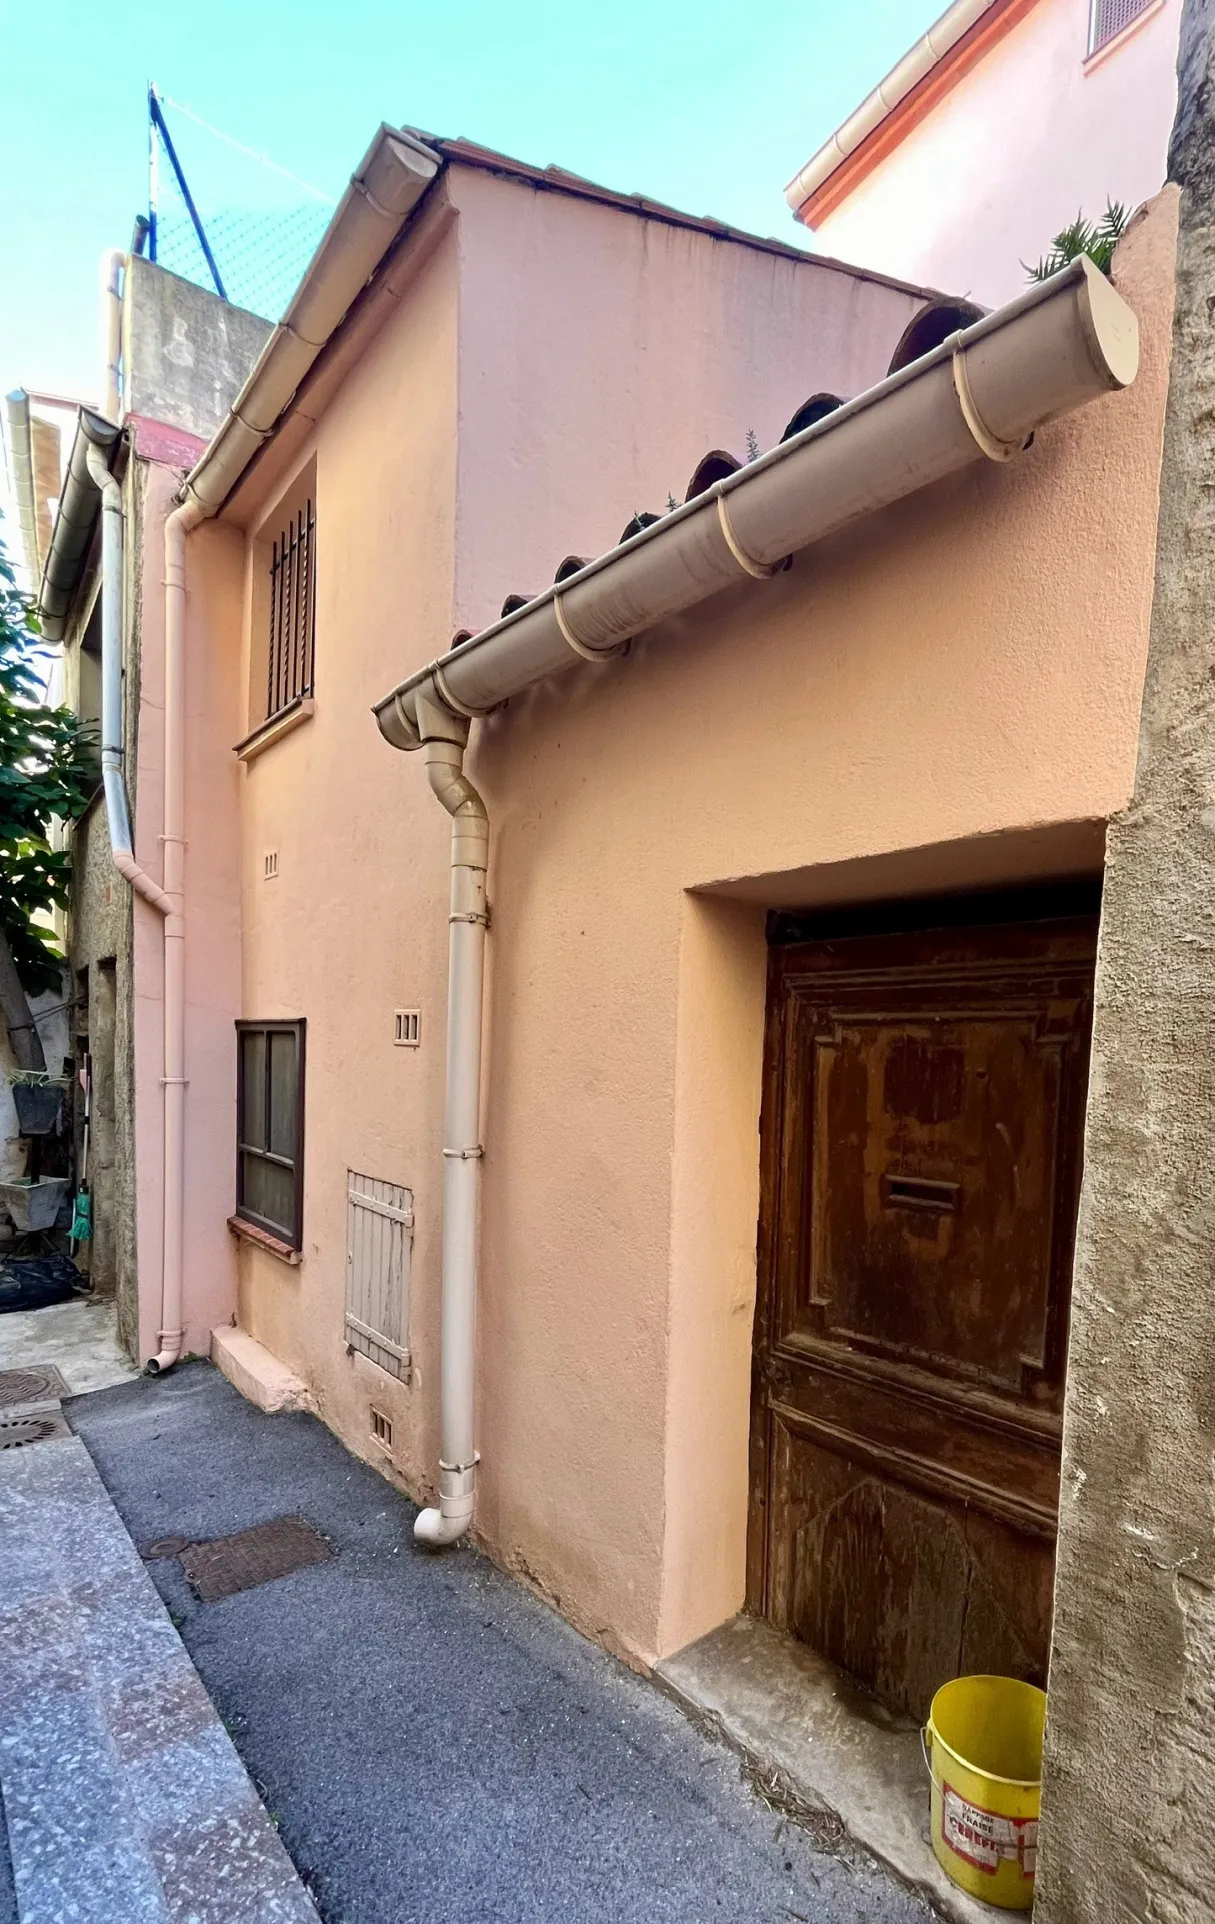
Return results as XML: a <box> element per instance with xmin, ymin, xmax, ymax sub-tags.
<box><xmin>267</xmin><ymin>500</ymin><xmax>316</xmax><ymax>720</ymax></box>
<box><xmin>1088</xmin><ymin>0</ymin><xmax>1152</xmax><ymax>55</ymax></box>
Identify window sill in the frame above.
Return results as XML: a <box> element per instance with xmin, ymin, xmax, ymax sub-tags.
<box><xmin>235</xmin><ymin>697</ymin><xmax>315</xmax><ymax>765</ymax></box>
<box><xmin>1083</xmin><ymin>0</ymin><xmax>1165</xmax><ymax>74</ymax></box>
<box><xmin>227</xmin><ymin>1214</ymin><xmax>303</xmax><ymax>1265</ymax></box>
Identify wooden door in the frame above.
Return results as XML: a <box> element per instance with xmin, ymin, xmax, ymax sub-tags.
<box><xmin>747</xmin><ymin>904</ymin><xmax>1097</xmax><ymax>1720</ymax></box>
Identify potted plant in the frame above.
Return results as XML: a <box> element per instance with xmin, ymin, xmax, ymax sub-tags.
<box><xmin>10</xmin><ymin>1069</ymin><xmax>66</xmax><ymax>1137</ymax></box>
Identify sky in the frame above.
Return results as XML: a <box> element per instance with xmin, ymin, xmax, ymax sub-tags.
<box><xmin>1</xmin><ymin>0</ymin><xmax>944</xmax><ymax>408</ymax></box>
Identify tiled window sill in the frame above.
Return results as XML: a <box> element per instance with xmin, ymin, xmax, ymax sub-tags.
<box><xmin>235</xmin><ymin>697</ymin><xmax>315</xmax><ymax>765</ymax></box>
<box><xmin>227</xmin><ymin>1214</ymin><xmax>303</xmax><ymax>1266</ymax></box>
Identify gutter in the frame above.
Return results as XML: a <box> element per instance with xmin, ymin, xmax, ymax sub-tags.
<box><xmin>375</xmin><ymin>256</ymin><xmax>1138</xmax><ymax>738</ymax></box>
<box><xmin>784</xmin><ymin>0</ymin><xmax>1001</xmax><ymax>215</ymax></box>
<box><xmin>371</xmin><ymin>253</ymin><xmax>1139</xmax><ymax>1550</ymax></box>
<box><xmin>38</xmin><ymin>410</ymin><xmax>119</xmax><ymax>643</ymax></box>
<box><xmin>181</xmin><ymin>126</ymin><xmax>440</xmax><ymax>518</ymax></box>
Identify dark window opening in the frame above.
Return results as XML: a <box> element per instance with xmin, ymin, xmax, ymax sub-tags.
<box><xmin>235</xmin><ymin>1019</ymin><xmax>305</xmax><ymax>1248</ymax></box>
<box><xmin>266</xmin><ymin>500</ymin><xmax>316</xmax><ymax>721</ymax></box>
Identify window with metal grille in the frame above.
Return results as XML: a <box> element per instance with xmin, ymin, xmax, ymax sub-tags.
<box><xmin>266</xmin><ymin>499</ymin><xmax>316</xmax><ymax>720</ymax></box>
<box><xmin>345</xmin><ymin>1171</ymin><xmax>413</xmax><ymax>1379</ymax></box>
<box><xmin>235</xmin><ymin>1020</ymin><xmax>305</xmax><ymax>1248</ymax></box>
<box><xmin>1088</xmin><ymin>0</ymin><xmax>1153</xmax><ymax>54</ymax></box>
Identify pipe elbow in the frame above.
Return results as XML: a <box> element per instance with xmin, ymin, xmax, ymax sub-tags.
<box><xmin>413</xmin><ymin>1505</ymin><xmax>473</xmax><ymax>1548</ymax></box>
<box><xmin>143</xmin><ymin>1344</ymin><xmax>180</xmax><ymax>1376</ymax></box>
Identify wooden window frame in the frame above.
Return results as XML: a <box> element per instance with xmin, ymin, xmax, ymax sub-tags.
<box><xmin>234</xmin><ymin>1018</ymin><xmax>306</xmax><ymax>1251</ymax></box>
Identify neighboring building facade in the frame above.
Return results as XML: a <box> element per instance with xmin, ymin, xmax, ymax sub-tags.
<box><xmin>39</xmin><ymin>262</ymin><xmax>267</xmax><ymax>1339</ymax></box>
<box><xmin>786</xmin><ymin>0</ymin><xmax>1180</xmax><ymax>302</ymax></box>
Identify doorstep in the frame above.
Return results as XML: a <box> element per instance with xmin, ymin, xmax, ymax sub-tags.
<box><xmin>656</xmin><ymin>1614</ymin><xmax>993</xmax><ymax>1924</ymax></box>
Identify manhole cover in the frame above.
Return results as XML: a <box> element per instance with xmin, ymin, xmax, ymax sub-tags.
<box><xmin>0</xmin><ymin>1409</ymin><xmax>72</xmax><ymax>1449</ymax></box>
<box><xmin>0</xmin><ymin>1364</ymin><xmax>69</xmax><ymax>1410</ymax></box>
<box><xmin>179</xmin><ymin>1515</ymin><xmax>332</xmax><ymax>1602</ymax></box>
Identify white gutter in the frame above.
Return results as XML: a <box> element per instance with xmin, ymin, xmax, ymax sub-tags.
<box><xmin>377</xmin><ymin>257</ymin><xmax>1137</xmax><ymax>738</ymax></box>
<box><xmin>784</xmin><ymin>0</ymin><xmax>999</xmax><ymax>215</ymax></box>
<box><xmin>181</xmin><ymin>126</ymin><xmax>439</xmax><ymax>517</ymax></box>
<box><xmin>373</xmin><ymin>255</ymin><xmax>1138</xmax><ymax>1547</ymax></box>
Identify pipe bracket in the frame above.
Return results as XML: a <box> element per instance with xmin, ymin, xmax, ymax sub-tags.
<box><xmin>432</xmin><ymin>662</ymin><xmax>486</xmax><ymax>720</ymax></box>
<box><xmin>951</xmin><ymin>347</ymin><xmax>1030</xmax><ymax>462</ymax></box>
<box><xmin>716</xmin><ymin>493</ymin><xmax>781</xmax><ymax>578</ymax></box>
<box><xmin>554</xmin><ymin>593</ymin><xmax>628</xmax><ymax>662</ymax></box>
<box><xmin>439</xmin><ymin>1453</ymin><xmax>481</xmax><ymax>1473</ymax></box>
<box><xmin>442</xmin><ymin>1145</ymin><xmax>484</xmax><ymax>1159</ymax></box>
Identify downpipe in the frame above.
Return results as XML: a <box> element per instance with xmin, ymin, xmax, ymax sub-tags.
<box><xmin>145</xmin><ymin>497</ymin><xmax>201</xmax><ymax>1375</ymax></box>
<box><xmin>86</xmin><ymin>438</ymin><xmax>193</xmax><ymax>1376</ymax></box>
<box><xmin>413</xmin><ymin>691</ymin><xmax>489</xmax><ymax>1547</ymax></box>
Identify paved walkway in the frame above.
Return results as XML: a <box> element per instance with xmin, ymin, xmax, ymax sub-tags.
<box><xmin>64</xmin><ymin>1364</ymin><xmax>933</xmax><ymax>1924</ymax></box>
<box><xmin>0</xmin><ymin>1297</ymin><xmax>139</xmax><ymax>1396</ymax></box>
<box><xmin>0</xmin><ymin>1426</ymin><xmax>317</xmax><ymax>1922</ymax></box>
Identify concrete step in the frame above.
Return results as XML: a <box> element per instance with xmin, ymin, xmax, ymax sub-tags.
<box><xmin>0</xmin><ymin>1427</ymin><xmax>318</xmax><ymax>1923</ymax></box>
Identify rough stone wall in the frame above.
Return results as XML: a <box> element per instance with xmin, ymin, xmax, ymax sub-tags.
<box><xmin>1037</xmin><ymin>6</ymin><xmax>1215</xmax><ymax>1918</ymax></box>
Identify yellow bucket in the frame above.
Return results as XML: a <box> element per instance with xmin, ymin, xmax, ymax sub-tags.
<box><xmin>923</xmin><ymin>1675</ymin><xmax>1046</xmax><ymax>1911</ymax></box>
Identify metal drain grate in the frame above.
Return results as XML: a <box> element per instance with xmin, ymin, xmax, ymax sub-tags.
<box><xmin>179</xmin><ymin>1515</ymin><xmax>332</xmax><ymax>1602</ymax></box>
<box><xmin>0</xmin><ymin>1364</ymin><xmax>70</xmax><ymax>1410</ymax></box>
<box><xmin>0</xmin><ymin>1409</ymin><xmax>72</xmax><ymax>1449</ymax></box>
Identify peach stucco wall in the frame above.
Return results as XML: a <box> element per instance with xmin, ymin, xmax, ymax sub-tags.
<box><xmin>811</xmin><ymin>0</ymin><xmax>1179</xmax><ymax>305</ymax></box>
<box><xmin>183</xmin><ymin>174</ymin><xmax>1174</xmax><ymax>1667</ymax></box>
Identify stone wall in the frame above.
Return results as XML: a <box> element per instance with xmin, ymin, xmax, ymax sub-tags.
<box><xmin>1037</xmin><ymin>4</ymin><xmax>1215</xmax><ymax>1916</ymax></box>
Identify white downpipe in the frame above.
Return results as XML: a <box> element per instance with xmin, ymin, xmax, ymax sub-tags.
<box><xmin>86</xmin><ymin>437</ymin><xmax>196</xmax><ymax>1375</ymax></box>
<box><xmin>413</xmin><ymin>690</ymin><xmax>488</xmax><ymax>1548</ymax></box>
<box><xmin>145</xmin><ymin>496</ymin><xmax>201</xmax><ymax>1375</ymax></box>
<box><xmin>101</xmin><ymin>251</ymin><xmax>124</xmax><ymax>422</ymax></box>
<box><xmin>86</xmin><ymin>442</ymin><xmax>171</xmax><ymax>919</ymax></box>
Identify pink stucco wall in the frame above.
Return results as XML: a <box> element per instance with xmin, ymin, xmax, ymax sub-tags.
<box><xmin>182</xmin><ymin>171</ymin><xmax>1175</xmax><ymax>1667</ymax></box>
<box><xmin>810</xmin><ymin>0</ymin><xmax>1179</xmax><ymax>305</ymax></box>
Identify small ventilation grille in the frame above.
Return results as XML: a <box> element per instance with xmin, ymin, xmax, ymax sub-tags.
<box><xmin>263</xmin><ymin>850</ymin><xmax>279</xmax><ymax>880</ymax></box>
<box><xmin>370</xmin><ymin>1407</ymin><xmax>393</xmax><ymax>1448</ymax></box>
<box><xmin>346</xmin><ymin>1170</ymin><xmax>413</xmax><ymax>1380</ymax></box>
<box><xmin>394</xmin><ymin>1008</ymin><xmax>420</xmax><ymax>1047</ymax></box>
<box><xmin>1089</xmin><ymin>0</ymin><xmax>1152</xmax><ymax>53</ymax></box>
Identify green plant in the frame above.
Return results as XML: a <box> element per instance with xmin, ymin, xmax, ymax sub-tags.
<box><xmin>0</xmin><ymin>521</ymin><xmax>97</xmax><ymax>1069</ymax></box>
<box><xmin>1025</xmin><ymin>201</ymin><xmax>1130</xmax><ymax>282</ymax></box>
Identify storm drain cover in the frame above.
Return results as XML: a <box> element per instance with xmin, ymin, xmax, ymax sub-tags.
<box><xmin>0</xmin><ymin>1365</ymin><xmax>69</xmax><ymax>1410</ymax></box>
<box><xmin>0</xmin><ymin>1409</ymin><xmax>72</xmax><ymax>1449</ymax></box>
<box><xmin>179</xmin><ymin>1515</ymin><xmax>332</xmax><ymax>1602</ymax></box>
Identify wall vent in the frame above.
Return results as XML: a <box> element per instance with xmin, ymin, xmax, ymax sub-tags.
<box><xmin>346</xmin><ymin>1170</ymin><xmax>413</xmax><ymax>1380</ymax></box>
<box><xmin>394</xmin><ymin>1008</ymin><xmax>420</xmax><ymax>1047</ymax></box>
<box><xmin>263</xmin><ymin>850</ymin><xmax>279</xmax><ymax>880</ymax></box>
<box><xmin>370</xmin><ymin>1407</ymin><xmax>393</xmax><ymax>1448</ymax></box>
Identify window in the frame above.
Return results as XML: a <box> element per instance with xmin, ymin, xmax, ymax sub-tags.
<box><xmin>265</xmin><ymin>497</ymin><xmax>316</xmax><ymax>721</ymax></box>
<box><xmin>235</xmin><ymin>1020</ymin><xmax>305</xmax><ymax>1249</ymax></box>
<box><xmin>1088</xmin><ymin>0</ymin><xmax>1154</xmax><ymax>54</ymax></box>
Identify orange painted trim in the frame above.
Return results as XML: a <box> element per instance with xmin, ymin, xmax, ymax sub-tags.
<box><xmin>797</xmin><ymin>0</ymin><xmax>1044</xmax><ymax>229</ymax></box>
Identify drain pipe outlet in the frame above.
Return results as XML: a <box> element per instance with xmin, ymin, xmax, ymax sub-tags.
<box><xmin>413</xmin><ymin>688</ymin><xmax>489</xmax><ymax>1548</ymax></box>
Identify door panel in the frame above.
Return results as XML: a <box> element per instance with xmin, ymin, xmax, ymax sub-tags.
<box><xmin>749</xmin><ymin>911</ymin><xmax>1096</xmax><ymax>1719</ymax></box>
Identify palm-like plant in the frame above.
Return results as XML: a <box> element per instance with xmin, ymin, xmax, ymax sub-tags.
<box><xmin>1026</xmin><ymin>201</ymin><xmax>1130</xmax><ymax>282</ymax></box>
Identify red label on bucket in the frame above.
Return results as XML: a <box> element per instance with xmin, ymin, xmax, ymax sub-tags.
<box><xmin>942</xmin><ymin>1781</ymin><xmax>1038</xmax><ymax>1879</ymax></box>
